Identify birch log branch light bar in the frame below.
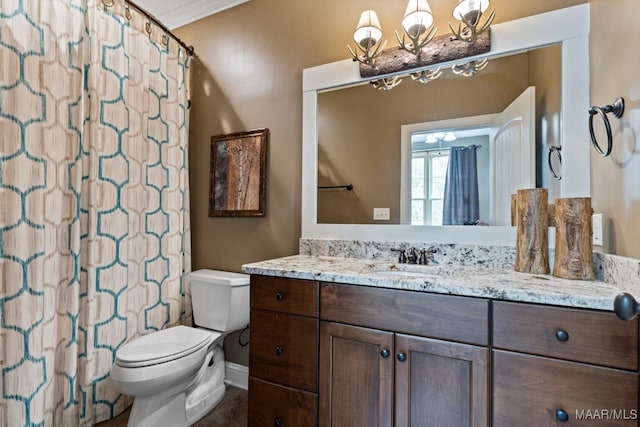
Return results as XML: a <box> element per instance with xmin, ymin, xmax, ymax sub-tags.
<box><xmin>348</xmin><ymin>0</ymin><xmax>494</xmax><ymax>87</ymax></box>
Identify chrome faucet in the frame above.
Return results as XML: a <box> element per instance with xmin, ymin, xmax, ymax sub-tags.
<box><xmin>418</xmin><ymin>248</ymin><xmax>438</xmax><ymax>265</ymax></box>
<box><xmin>391</xmin><ymin>248</ymin><xmax>407</xmax><ymax>263</ymax></box>
<box><xmin>407</xmin><ymin>248</ymin><xmax>418</xmax><ymax>264</ymax></box>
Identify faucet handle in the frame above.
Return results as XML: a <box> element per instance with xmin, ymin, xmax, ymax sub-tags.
<box><xmin>419</xmin><ymin>247</ymin><xmax>438</xmax><ymax>265</ymax></box>
<box><xmin>391</xmin><ymin>248</ymin><xmax>407</xmax><ymax>263</ymax></box>
<box><xmin>407</xmin><ymin>248</ymin><xmax>418</xmax><ymax>264</ymax></box>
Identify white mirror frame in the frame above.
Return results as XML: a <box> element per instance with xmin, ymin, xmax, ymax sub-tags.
<box><xmin>302</xmin><ymin>5</ymin><xmax>589</xmax><ymax>246</ymax></box>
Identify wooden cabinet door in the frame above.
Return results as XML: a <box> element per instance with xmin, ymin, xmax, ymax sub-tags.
<box><xmin>319</xmin><ymin>322</ymin><xmax>394</xmax><ymax>427</ymax></box>
<box><xmin>248</xmin><ymin>377</ymin><xmax>317</xmax><ymax>427</ymax></box>
<box><xmin>250</xmin><ymin>309</ymin><xmax>318</xmax><ymax>392</ymax></box>
<box><xmin>395</xmin><ymin>334</ymin><xmax>489</xmax><ymax>427</ymax></box>
<box><xmin>494</xmin><ymin>350</ymin><xmax>639</xmax><ymax>427</ymax></box>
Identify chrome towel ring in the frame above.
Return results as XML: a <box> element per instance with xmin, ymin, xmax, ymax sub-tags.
<box><xmin>547</xmin><ymin>146</ymin><xmax>562</xmax><ymax>180</ymax></box>
<box><xmin>589</xmin><ymin>97</ymin><xmax>625</xmax><ymax>157</ymax></box>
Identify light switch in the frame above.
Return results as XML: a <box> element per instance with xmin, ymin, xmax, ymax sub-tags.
<box><xmin>373</xmin><ymin>208</ymin><xmax>390</xmax><ymax>221</ymax></box>
<box><xmin>592</xmin><ymin>213</ymin><xmax>603</xmax><ymax>246</ymax></box>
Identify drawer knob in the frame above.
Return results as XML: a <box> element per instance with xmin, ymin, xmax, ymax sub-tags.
<box><xmin>275</xmin><ymin>292</ymin><xmax>285</xmax><ymax>301</ymax></box>
<box><xmin>380</xmin><ymin>349</ymin><xmax>390</xmax><ymax>358</ymax></box>
<box><xmin>555</xmin><ymin>408</ymin><xmax>569</xmax><ymax>422</ymax></box>
<box><xmin>555</xmin><ymin>329</ymin><xmax>569</xmax><ymax>342</ymax></box>
<box><xmin>397</xmin><ymin>352</ymin><xmax>407</xmax><ymax>362</ymax></box>
<box><xmin>275</xmin><ymin>346</ymin><xmax>285</xmax><ymax>355</ymax></box>
<box><xmin>274</xmin><ymin>417</ymin><xmax>283</xmax><ymax>427</ymax></box>
<box><xmin>614</xmin><ymin>293</ymin><xmax>640</xmax><ymax>320</ymax></box>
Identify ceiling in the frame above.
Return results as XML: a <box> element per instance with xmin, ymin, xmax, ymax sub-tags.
<box><xmin>136</xmin><ymin>0</ymin><xmax>250</xmax><ymax>30</ymax></box>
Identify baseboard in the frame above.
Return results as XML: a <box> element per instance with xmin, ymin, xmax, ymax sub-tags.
<box><xmin>224</xmin><ymin>362</ymin><xmax>248</xmax><ymax>390</ymax></box>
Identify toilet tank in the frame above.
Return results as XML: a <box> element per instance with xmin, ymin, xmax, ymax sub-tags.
<box><xmin>190</xmin><ymin>269</ymin><xmax>250</xmax><ymax>332</ymax></box>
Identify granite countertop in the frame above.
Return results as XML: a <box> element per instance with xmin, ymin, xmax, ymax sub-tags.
<box><xmin>242</xmin><ymin>255</ymin><xmax>625</xmax><ymax>311</ymax></box>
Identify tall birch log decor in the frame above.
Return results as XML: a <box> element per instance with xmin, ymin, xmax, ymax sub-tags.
<box><xmin>553</xmin><ymin>197</ymin><xmax>595</xmax><ymax>280</ymax></box>
<box><xmin>514</xmin><ymin>188</ymin><xmax>550</xmax><ymax>274</ymax></box>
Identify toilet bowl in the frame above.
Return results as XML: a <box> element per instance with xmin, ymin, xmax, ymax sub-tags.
<box><xmin>110</xmin><ymin>270</ymin><xmax>250</xmax><ymax>427</ymax></box>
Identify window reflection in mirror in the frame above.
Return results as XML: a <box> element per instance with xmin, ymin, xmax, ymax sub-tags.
<box><xmin>410</xmin><ymin>129</ymin><xmax>490</xmax><ymax>226</ymax></box>
<box><xmin>317</xmin><ymin>44</ymin><xmax>561</xmax><ymax>226</ymax></box>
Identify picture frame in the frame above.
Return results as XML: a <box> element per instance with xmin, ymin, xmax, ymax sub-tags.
<box><xmin>209</xmin><ymin>128</ymin><xmax>269</xmax><ymax>217</ymax></box>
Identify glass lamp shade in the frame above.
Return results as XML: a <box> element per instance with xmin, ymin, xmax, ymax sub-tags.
<box><xmin>354</xmin><ymin>10</ymin><xmax>383</xmax><ymax>48</ymax></box>
<box><xmin>452</xmin><ymin>0</ymin><xmax>490</xmax><ymax>24</ymax></box>
<box><xmin>401</xmin><ymin>0</ymin><xmax>434</xmax><ymax>38</ymax></box>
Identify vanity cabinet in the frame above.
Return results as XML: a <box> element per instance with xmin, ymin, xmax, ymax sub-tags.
<box><xmin>492</xmin><ymin>301</ymin><xmax>639</xmax><ymax>426</ymax></box>
<box><xmin>248</xmin><ymin>276</ymin><xmax>320</xmax><ymax>426</ymax></box>
<box><xmin>247</xmin><ymin>275</ymin><xmax>640</xmax><ymax>427</ymax></box>
<box><xmin>319</xmin><ymin>283</ymin><xmax>490</xmax><ymax>427</ymax></box>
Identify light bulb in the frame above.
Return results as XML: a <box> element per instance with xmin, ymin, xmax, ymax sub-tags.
<box><xmin>452</xmin><ymin>0</ymin><xmax>490</xmax><ymax>24</ymax></box>
<box><xmin>401</xmin><ymin>0</ymin><xmax>434</xmax><ymax>38</ymax></box>
<box><xmin>354</xmin><ymin>10</ymin><xmax>383</xmax><ymax>48</ymax></box>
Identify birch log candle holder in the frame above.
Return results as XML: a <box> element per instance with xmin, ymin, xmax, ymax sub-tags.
<box><xmin>552</xmin><ymin>197</ymin><xmax>595</xmax><ymax>280</ymax></box>
<box><xmin>514</xmin><ymin>188</ymin><xmax>550</xmax><ymax>274</ymax></box>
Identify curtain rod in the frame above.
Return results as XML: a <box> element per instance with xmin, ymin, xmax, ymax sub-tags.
<box><xmin>416</xmin><ymin>144</ymin><xmax>482</xmax><ymax>153</ymax></box>
<box><xmin>103</xmin><ymin>0</ymin><xmax>195</xmax><ymax>56</ymax></box>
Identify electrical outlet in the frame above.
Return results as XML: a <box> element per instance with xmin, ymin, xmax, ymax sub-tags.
<box><xmin>592</xmin><ymin>213</ymin><xmax>603</xmax><ymax>246</ymax></box>
<box><xmin>373</xmin><ymin>208</ymin><xmax>390</xmax><ymax>221</ymax></box>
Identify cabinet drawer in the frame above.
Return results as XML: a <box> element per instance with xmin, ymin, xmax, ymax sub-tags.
<box><xmin>250</xmin><ymin>309</ymin><xmax>318</xmax><ymax>392</ymax></box>
<box><xmin>251</xmin><ymin>275</ymin><xmax>318</xmax><ymax>317</ymax></box>
<box><xmin>248</xmin><ymin>377</ymin><xmax>317</xmax><ymax>427</ymax></box>
<box><xmin>493</xmin><ymin>350</ymin><xmax>639</xmax><ymax>426</ymax></box>
<box><xmin>320</xmin><ymin>283</ymin><xmax>489</xmax><ymax>345</ymax></box>
<box><xmin>493</xmin><ymin>301</ymin><xmax>638</xmax><ymax>370</ymax></box>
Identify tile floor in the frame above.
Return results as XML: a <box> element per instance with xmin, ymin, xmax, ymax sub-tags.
<box><xmin>96</xmin><ymin>386</ymin><xmax>247</xmax><ymax>427</ymax></box>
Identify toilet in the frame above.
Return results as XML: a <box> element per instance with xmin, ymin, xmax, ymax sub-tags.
<box><xmin>110</xmin><ymin>269</ymin><xmax>250</xmax><ymax>427</ymax></box>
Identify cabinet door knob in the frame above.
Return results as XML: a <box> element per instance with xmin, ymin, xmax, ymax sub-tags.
<box><xmin>555</xmin><ymin>408</ymin><xmax>569</xmax><ymax>422</ymax></box>
<box><xmin>614</xmin><ymin>293</ymin><xmax>640</xmax><ymax>320</ymax></box>
<box><xmin>397</xmin><ymin>352</ymin><xmax>407</xmax><ymax>362</ymax></box>
<box><xmin>275</xmin><ymin>346</ymin><xmax>284</xmax><ymax>355</ymax></box>
<box><xmin>274</xmin><ymin>417</ymin><xmax>283</xmax><ymax>427</ymax></box>
<box><xmin>275</xmin><ymin>292</ymin><xmax>284</xmax><ymax>301</ymax></box>
<box><xmin>555</xmin><ymin>329</ymin><xmax>569</xmax><ymax>342</ymax></box>
<box><xmin>380</xmin><ymin>349</ymin><xmax>390</xmax><ymax>358</ymax></box>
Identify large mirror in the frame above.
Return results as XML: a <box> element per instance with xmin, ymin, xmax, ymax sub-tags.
<box><xmin>302</xmin><ymin>5</ymin><xmax>590</xmax><ymax>245</ymax></box>
<box><xmin>317</xmin><ymin>45</ymin><xmax>561</xmax><ymax>226</ymax></box>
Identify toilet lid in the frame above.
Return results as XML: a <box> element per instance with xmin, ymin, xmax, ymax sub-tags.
<box><xmin>115</xmin><ymin>326</ymin><xmax>220</xmax><ymax>368</ymax></box>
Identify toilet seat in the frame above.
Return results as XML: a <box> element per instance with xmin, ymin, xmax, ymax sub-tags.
<box><xmin>116</xmin><ymin>326</ymin><xmax>219</xmax><ymax>368</ymax></box>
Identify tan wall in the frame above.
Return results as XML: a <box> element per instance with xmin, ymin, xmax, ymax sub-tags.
<box><xmin>175</xmin><ymin>0</ymin><xmax>589</xmax><ymax>363</ymax></box>
<box><xmin>589</xmin><ymin>0</ymin><xmax>640</xmax><ymax>259</ymax></box>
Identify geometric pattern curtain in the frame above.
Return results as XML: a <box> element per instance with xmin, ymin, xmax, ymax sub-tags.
<box><xmin>0</xmin><ymin>1</ymin><xmax>192</xmax><ymax>425</ymax></box>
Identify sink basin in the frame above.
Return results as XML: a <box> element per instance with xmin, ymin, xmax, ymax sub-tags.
<box><xmin>375</xmin><ymin>270</ymin><xmax>439</xmax><ymax>278</ymax></box>
<box><xmin>370</xmin><ymin>263</ymin><xmax>442</xmax><ymax>279</ymax></box>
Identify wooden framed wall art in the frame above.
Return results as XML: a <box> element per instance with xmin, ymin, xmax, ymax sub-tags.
<box><xmin>209</xmin><ymin>128</ymin><xmax>269</xmax><ymax>217</ymax></box>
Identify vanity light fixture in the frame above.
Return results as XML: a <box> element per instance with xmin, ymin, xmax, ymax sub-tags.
<box><xmin>450</xmin><ymin>0</ymin><xmax>495</xmax><ymax>44</ymax></box>
<box><xmin>370</xmin><ymin>76</ymin><xmax>403</xmax><ymax>91</ymax></box>
<box><xmin>452</xmin><ymin>57</ymin><xmax>488</xmax><ymax>77</ymax></box>
<box><xmin>349</xmin><ymin>0</ymin><xmax>495</xmax><ymax>66</ymax></box>
<box><xmin>371</xmin><ymin>67</ymin><xmax>442</xmax><ymax>91</ymax></box>
<box><xmin>348</xmin><ymin>10</ymin><xmax>387</xmax><ymax>66</ymax></box>
<box><xmin>396</xmin><ymin>0</ymin><xmax>438</xmax><ymax>56</ymax></box>
<box><xmin>410</xmin><ymin>67</ymin><xmax>443</xmax><ymax>84</ymax></box>
<box><xmin>425</xmin><ymin>131</ymin><xmax>457</xmax><ymax>143</ymax></box>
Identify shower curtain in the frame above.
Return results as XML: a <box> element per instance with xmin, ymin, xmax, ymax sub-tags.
<box><xmin>443</xmin><ymin>145</ymin><xmax>480</xmax><ymax>225</ymax></box>
<box><xmin>0</xmin><ymin>1</ymin><xmax>192</xmax><ymax>426</ymax></box>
